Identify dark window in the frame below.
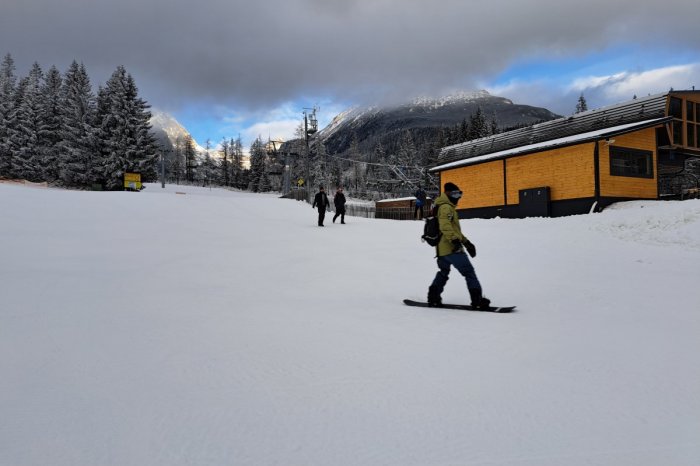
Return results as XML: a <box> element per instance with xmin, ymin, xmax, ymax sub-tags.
<box><xmin>610</xmin><ymin>147</ymin><xmax>654</xmax><ymax>178</ymax></box>
<box><xmin>697</xmin><ymin>103</ymin><xmax>700</xmax><ymax>121</ymax></box>
<box><xmin>672</xmin><ymin>120</ymin><xmax>683</xmax><ymax>145</ymax></box>
<box><xmin>688</xmin><ymin>101</ymin><xmax>696</xmax><ymax>121</ymax></box>
<box><xmin>688</xmin><ymin>123</ymin><xmax>696</xmax><ymax>147</ymax></box>
<box><xmin>670</xmin><ymin>97</ymin><xmax>683</xmax><ymax>118</ymax></box>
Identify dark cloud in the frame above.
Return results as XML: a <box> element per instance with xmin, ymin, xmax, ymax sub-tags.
<box><xmin>1</xmin><ymin>0</ymin><xmax>699</xmax><ymax>112</ymax></box>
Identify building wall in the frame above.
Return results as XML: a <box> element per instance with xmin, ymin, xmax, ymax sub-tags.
<box><xmin>441</xmin><ymin>160</ymin><xmax>504</xmax><ymax>209</ymax></box>
<box><xmin>505</xmin><ymin>143</ymin><xmax>596</xmax><ymax>204</ymax></box>
<box><xmin>437</xmin><ymin>126</ymin><xmax>663</xmax><ymax>217</ymax></box>
<box><xmin>599</xmin><ymin>127</ymin><xmax>658</xmax><ymax>199</ymax></box>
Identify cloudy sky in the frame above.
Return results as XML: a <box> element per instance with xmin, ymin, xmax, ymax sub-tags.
<box><xmin>2</xmin><ymin>0</ymin><xmax>699</xmax><ymax>149</ymax></box>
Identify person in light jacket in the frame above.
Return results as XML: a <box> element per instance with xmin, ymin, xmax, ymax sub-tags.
<box><xmin>427</xmin><ymin>182</ymin><xmax>490</xmax><ymax>309</ymax></box>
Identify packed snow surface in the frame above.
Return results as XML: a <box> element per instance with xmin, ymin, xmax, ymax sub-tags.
<box><xmin>1</xmin><ymin>182</ymin><xmax>699</xmax><ymax>466</ymax></box>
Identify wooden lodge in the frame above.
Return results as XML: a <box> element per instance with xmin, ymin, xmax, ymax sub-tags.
<box><xmin>431</xmin><ymin>90</ymin><xmax>700</xmax><ymax>218</ymax></box>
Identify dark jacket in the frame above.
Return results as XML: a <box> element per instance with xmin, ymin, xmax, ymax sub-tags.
<box><xmin>313</xmin><ymin>191</ymin><xmax>330</xmax><ymax>210</ymax></box>
<box><xmin>334</xmin><ymin>192</ymin><xmax>346</xmax><ymax>213</ymax></box>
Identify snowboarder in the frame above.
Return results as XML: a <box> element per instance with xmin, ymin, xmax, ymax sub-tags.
<box><xmin>312</xmin><ymin>185</ymin><xmax>330</xmax><ymax>226</ymax></box>
<box><xmin>427</xmin><ymin>182</ymin><xmax>491</xmax><ymax>309</ymax></box>
<box><xmin>414</xmin><ymin>186</ymin><xmax>427</xmax><ymax>220</ymax></box>
<box><xmin>332</xmin><ymin>186</ymin><xmax>347</xmax><ymax>224</ymax></box>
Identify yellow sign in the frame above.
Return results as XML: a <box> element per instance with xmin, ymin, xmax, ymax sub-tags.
<box><xmin>297</xmin><ymin>178</ymin><xmax>304</xmax><ymax>187</ymax></box>
<box><xmin>124</xmin><ymin>173</ymin><xmax>142</xmax><ymax>190</ymax></box>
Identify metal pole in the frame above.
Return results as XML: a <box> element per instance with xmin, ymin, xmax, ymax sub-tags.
<box><xmin>305</xmin><ymin>113</ymin><xmax>309</xmax><ymax>198</ymax></box>
<box><xmin>161</xmin><ymin>151</ymin><xmax>166</xmax><ymax>188</ymax></box>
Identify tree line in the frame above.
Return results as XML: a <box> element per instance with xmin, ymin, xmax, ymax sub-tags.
<box><xmin>0</xmin><ymin>53</ymin><xmax>159</xmax><ymax>190</ymax></box>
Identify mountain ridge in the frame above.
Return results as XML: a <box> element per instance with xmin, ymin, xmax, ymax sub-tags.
<box><xmin>315</xmin><ymin>90</ymin><xmax>560</xmax><ymax>159</ymax></box>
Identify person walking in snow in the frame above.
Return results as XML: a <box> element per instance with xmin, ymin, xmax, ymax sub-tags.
<box><xmin>427</xmin><ymin>182</ymin><xmax>490</xmax><ymax>309</ymax></box>
<box><xmin>312</xmin><ymin>185</ymin><xmax>330</xmax><ymax>226</ymax></box>
<box><xmin>332</xmin><ymin>186</ymin><xmax>347</xmax><ymax>224</ymax></box>
<box><xmin>414</xmin><ymin>186</ymin><xmax>427</xmax><ymax>220</ymax></box>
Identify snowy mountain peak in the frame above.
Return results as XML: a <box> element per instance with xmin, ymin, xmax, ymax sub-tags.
<box><xmin>409</xmin><ymin>90</ymin><xmax>498</xmax><ymax>108</ymax></box>
<box><xmin>150</xmin><ymin>109</ymin><xmax>206</xmax><ymax>153</ymax></box>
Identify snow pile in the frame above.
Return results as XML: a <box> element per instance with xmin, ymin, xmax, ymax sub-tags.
<box><xmin>1</xmin><ymin>183</ymin><xmax>699</xmax><ymax>465</ymax></box>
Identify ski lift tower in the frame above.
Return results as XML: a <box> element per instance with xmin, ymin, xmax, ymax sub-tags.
<box><xmin>303</xmin><ymin>106</ymin><xmax>319</xmax><ymax>202</ymax></box>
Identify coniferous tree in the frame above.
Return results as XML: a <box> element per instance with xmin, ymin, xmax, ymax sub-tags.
<box><xmin>231</xmin><ymin>136</ymin><xmax>243</xmax><ymax>188</ymax></box>
<box><xmin>200</xmin><ymin>139</ymin><xmax>216</xmax><ymax>186</ymax></box>
<box><xmin>248</xmin><ymin>137</ymin><xmax>265</xmax><ymax>192</ymax></box>
<box><xmin>12</xmin><ymin>63</ymin><xmax>44</xmax><ymax>181</ymax></box>
<box><xmin>575</xmin><ymin>93</ymin><xmax>588</xmax><ymax>113</ymax></box>
<box><xmin>219</xmin><ymin>138</ymin><xmax>230</xmax><ymax>186</ymax></box>
<box><xmin>467</xmin><ymin>107</ymin><xmax>488</xmax><ymax>140</ymax></box>
<box><xmin>0</xmin><ymin>54</ymin><xmax>17</xmax><ymax>177</ymax></box>
<box><xmin>459</xmin><ymin>118</ymin><xmax>469</xmax><ymax>142</ymax></box>
<box><xmin>59</xmin><ymin>61</ymin><xmax>96</xmax><ymax>188</ymax></box>
<box><xmin>171</xmin><ymin>135</ymin><xmax>184</xmax><ymax>184</ymax></box>
<box><xmin>182</xmin><ymin>135</ymin><xmax>197</xmax><ymax>183</ymax></box>
<box><xmin>94</xmin><ymin>65</ymin><xmax>158</xmax><ymax>189</ymax></box>
<box><xmin>39</xmin><ymin>65</ymin><xmax>63</xmax><ymax>182</ymax></box>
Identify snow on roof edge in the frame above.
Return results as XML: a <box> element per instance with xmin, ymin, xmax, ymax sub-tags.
<box><xmin>430</xmin><ymin>117</ymin><xmax>668</xmax><ymax>172</ymax></box>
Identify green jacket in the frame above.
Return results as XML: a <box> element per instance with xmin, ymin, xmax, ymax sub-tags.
<box><xmin>434</xmin><ymin>193</ymin><xmax>468</xmax><ymax>257</ymax></box>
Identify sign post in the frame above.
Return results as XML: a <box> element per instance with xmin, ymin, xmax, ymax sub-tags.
<box><xmin>124</xmin><ymin>173</ymin><xmax>142</xmax><ymax>191</ymax></box>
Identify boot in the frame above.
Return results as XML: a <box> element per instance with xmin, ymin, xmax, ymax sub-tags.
<box><xmin>427</xmin><ymin>286</ymin><xmax>443</xmax><ymax>307</ymax></box>
<box><xmin>468</xmin><ymin>288</ymin><xmax>491</xmax><ymax>310</ymax></box>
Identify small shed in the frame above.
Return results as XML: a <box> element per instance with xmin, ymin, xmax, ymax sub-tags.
<box><xmin>375</xmin><ymin>196</ymin><xmax>433</xmax><ymax>220</ymax></box>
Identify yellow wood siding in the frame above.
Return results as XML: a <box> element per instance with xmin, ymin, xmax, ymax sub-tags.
<box><xmin>599</xmin><ymin>128</ymin><xmax>658</xmax><ymax>199</ymax></box>
<box><xmin>442</xmin><ymin>161</ymin><xmax>504</xmax><ymax>209</ymax></box>
<box><xmin>505</xmin><ymin>143</ymin><xmax>595</xmax><ymax>204</ymax></box>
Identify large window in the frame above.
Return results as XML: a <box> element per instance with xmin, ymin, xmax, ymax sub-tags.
<box><xmin>610</xmin><ymin>147</ymin><xmax>654</xmax><ymax>178</ymax></box>
<box><xmin>670</xmin><ymin>97</ymin><xmax>683</xmax><ymax>118</ymax></box>
<box><xmin>672</xmin><ymin>120</ymin><xmax>683</xmax><ymax>145</ymax></box>
<box><xmin>687</xmin><ymin>101</ymin><xmax>696</xmax><ymax>122</ymax></box>
<box><xmin>669</xmin><ymin>96</ymin><xmax>700</xmax><ymax>147</ymax></box>
<box><xmin>688</xmin><ymin>122</ymin><xmax>697</xmax><ymax>147</ymax></box>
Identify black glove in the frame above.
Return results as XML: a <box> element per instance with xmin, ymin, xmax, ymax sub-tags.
<box><xmin>451</xmin><ymin>238</ymin><xmax>462</xmax><ymax>253</ymax></box>
<box><xmin>462</xmin><ymin>239</ymin><xmax>476</xmax><ymax>258</ymax></box>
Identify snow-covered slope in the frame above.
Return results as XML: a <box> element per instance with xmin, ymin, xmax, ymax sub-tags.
<box><xmin>1</xmin><ymin>183</ymin><xmax>699</xmax><ymax>465</ymax></box>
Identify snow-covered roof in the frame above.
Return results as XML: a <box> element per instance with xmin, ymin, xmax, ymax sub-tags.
<box><xmin>435</xmin><ymin>92</ymin><xmax>678</xmax><ymax>168</ymax></box>
<box><xmin>431</xmin><ymin>117</ymin><xmax>669</xmax><ymax>172</ymax></box>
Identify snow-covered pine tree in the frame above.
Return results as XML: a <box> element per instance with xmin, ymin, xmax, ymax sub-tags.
<box><xmin>0</xmin><ymin>54</ymin><xmax>17</xmax><ymax>178</ymax></box>
<box><xmin>201</xmin><ymin>139</ymin><xmax>216</xmax><ymax>186</ymax></box>
<box><xmin>94</xmin><ymin>65</ymin><xmax>158</xmax><ymax>190</ymax></box>
<box><xmin>11</xmin><ymin>63</ymin><xmax>44</xmax><ymax>181</ymax></box>
<box><xmin>257</xmin><ymin>167</ymin><xmax>271</xmax><ymax>192</ymax></box>
<box><xmin>59</xmin><ymin>61</ymin><xmax>97</xmax><ymax>188</ymax></box>
<box><xmin>39</xmin><ymin>65</ymin><xmax>63</xmax><ymax>182</ymax></box>
<box><xmin>248</xmin><ymin>137</ymin><xmax>265</xmax><ymax>192</ymax></box>
<box><xmin>467</xmin><ymin>107</ymin><xmax>488</xmax><ymax>140</ymax></box>
<box><xmin>231</xmin><ymin>137</ymin><xmax>243</xmax><ymax>189</ymax></box>
<box><xmin>219</xmin><ymin>138</ymin><xmax>230</xmax><ymax>186</ymax></box>
<box><xmin>171</xmin><ymin>135</ymin><xmax>184</xmax><ymax>184</ymax></box>
<box><xmin>182</xmin><ymin>135</ymin><xmax>197</xmax><ymax>183</ymax></box>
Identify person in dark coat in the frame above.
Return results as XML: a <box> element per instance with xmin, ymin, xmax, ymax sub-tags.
<box><xmin>332</xmin><ymin>186</ymin><xmax>347</xmax><ymax>224</ymax></box>
<box><xmin>312</xmin><ymin>185</ymin><xmax>330</xmax><ymax>226</ymax></box>
<box><xmin>414</xmin><ymin>186</ymin><xmax>427</xmax><ymax>220</ymax></box>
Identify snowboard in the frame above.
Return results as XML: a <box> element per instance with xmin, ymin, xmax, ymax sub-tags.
<box><xmin>403</xmin><ymin>299</ymin><xmax>515</xmax><ymax>313</ymax></box>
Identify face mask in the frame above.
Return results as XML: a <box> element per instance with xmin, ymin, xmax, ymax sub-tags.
<box><xmin>448</xmin><ymin>190</ymin><xmax>462</xmax><ymax>199</ymax></box>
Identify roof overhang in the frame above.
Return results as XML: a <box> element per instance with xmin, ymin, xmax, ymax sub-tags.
<box><xmin>430</xmin><ymin>117</ymin><xmax>671</xmax><ymax>173</ymax></box>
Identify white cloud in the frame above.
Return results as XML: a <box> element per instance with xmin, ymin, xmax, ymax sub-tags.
<box><xmin>486</xmin><ymin>62</ymin><xmax>700</xmax><ymax>116</ymax></box>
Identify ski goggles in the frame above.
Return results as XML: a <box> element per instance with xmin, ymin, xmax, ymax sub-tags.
<box><xmin>448</xmin><ymin>190</ymin><xmax>463</xmax><ymax>199</ymax></box>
